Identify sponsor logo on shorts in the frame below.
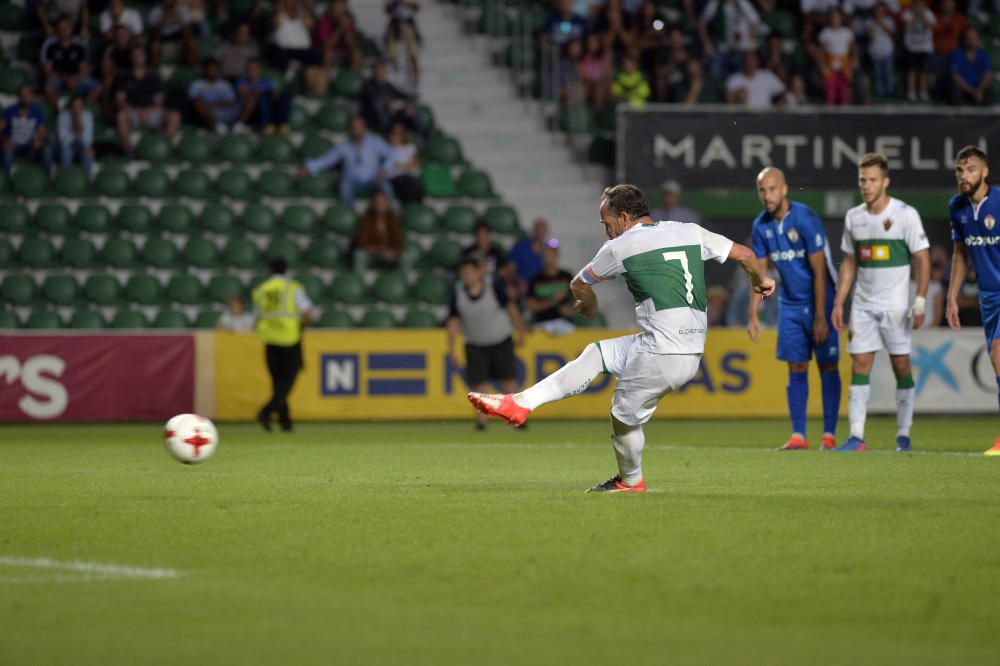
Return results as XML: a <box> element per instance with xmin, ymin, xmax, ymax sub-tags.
<box><xmin>964</xmin><ymin>236</ymin><xmax>1000</xmax><ymax>247</ymax></box>
<box><xmin>859</xmin><ymin>244</ymin><xmax>890</xmax><ymax>261</ymax></box>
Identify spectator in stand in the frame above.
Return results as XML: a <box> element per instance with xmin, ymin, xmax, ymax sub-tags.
<box><xmin>725</xmin><ymin>51</ymin><xmax>786</xmax><ymax>109</ymax></box>
<box><xmin>933</xmin><ymin>0</ymin><xmax>968</xmax><ymax>69</ymax></box>
<box><xmin>218</xmin><ymin>294</ymin><xmax>255</xmax><ymax>332</ymax></box>
<box><xmin>611</xmin><ymin>55</ymin><xmax>651</xmax><ymax>107</ymax></box>
<box><xmin>698</xmin><ymin>0</ymin><xmax>761</xmax><ymax>78</ymax></box>
<box><xmin>578</xmin><ymin>33</ymin><xmax>611</xmax><ymax>111</ymax></box>
<box><xmin>800</xmin><ymin>0</ymin><xmax>837</xmax><ymax>46</ymax></box>
<box><xmin>217</xmin><ymin>22</ymin><xmax>259</xmax><ymax>81</ymax></box>
<box><xmin>385</xmin><ymin>0</ymin><xmax>421</xmax><ymax>87</ymax></box>
<box><xmin>384</xmin><ymin>120</ymin><xmax>423</xmax><ymax>206</ymax></box>
<box><xmin>116</xmin><ymin>46</ymin><xmax>181</xmax><ymax>155</ymax></box>
<box><xmin>390</xmin><ymin>98</ymin><xmax>430</xmax><ymax>142</ymax></box>
<box><xmin>149</xmin><ymin>0</ymin><xmax>198</xmax><ymax>67</ymax></box>
<box><xmin>41</xmin><ymin>16</ymin><xmax>100</xmax><ymax>113</ymax></box>
<box><xmin>902</xmin><ymin>0</ymin><xmax>936</xmax><ymax>102</ymax></box>
<box><xmin>36</xmin><ymin>0</ymin><xmax>89</xmax><ymax>36</ymax></box>
<box><xmin>463</xmin><ymin>222</ymin><xmax>507</xmax><ymax>276</ymax></box>
<box><xmin>0</xmin><ymin>85</ymin><xmax>52</xmax><ymax>176</ymax></box>
<box><xmin>269</xmin><ymin>0</ymin><xmax>326</xmax><ymax>94</ymax></box>
<box><xmin>631</xmin><ymin>0</ymin><xmax>671</xmax><ymax>74</ymax></box>
<box><xmin>868</xmin><ymin>2</ymin><xmax>896</xmax><ymax>99</ymax></box>
<box><xmin>950</xmin><ymin>27</ymin><xmax>994</xmax><ymax>107</ymax></box>
<box><xmin>650</xmin><ymin>180</ymin><xmax>702</xmax><ymax>224</ymax></box>
<box><xmin>527</xmin><ymin>241</ymin><xmax>576</xmax><ymax>335</ymax></box>
<box><xmin>56</xmin><ymin>94</ymin><xmax>94</xmax><ymax>175</ymax></box>
<box><xmin>100</xmin><ymin>24</ymin><xmax>134</xmax><ymax>117</ymax></box>
<box><xmin>188</xmin><ymin>57</ymin><xmax>251</xmax><ymax>134</ymax></box>
<box><xmin>816</xmin><ymin>8</ymin><xmax>855</xmax><ymax>105</ymax></box>
<box><xmin>541</xmin><ymin>0</ymin><xmax>588</xmax><ymax>49</ymax></box>
<box><xmin>360</xmin><ymin>60</ymin><xmax>409</xmax><ymax>135</ymax></box>
<box><xmin>298</xmin><ymin>115</ymin><xmax>395</xmax><ymax>204</ymax></box>
<box><xmin>100</xmin><ymin>0</ymin><xmax>144</xmax><ymax>41</ymax></box>
<box><xmin>508</xmin><ymin>218</ymin><xmax>550</xmax><ymax>286</ymax></box>
<box><xmin>651</xmin><ymin>26</ymin><xmax>702</xmax><ymax>104</ymax></box>
<box><xmin>760</xmin><ymin>32</ymin><xmax>790</xmax><ymax>85</ymax></box>
<box><xmin>352</xmin><ymin>190</ymin><xmax>411</xmax><ymax>273</ymax></box>
<box><xmin>593</xmin><ymin>0</ymin><xmax>633</xmax><ymax>59</ymax></box>
<box><xmin>238</xmin><ymin>58</ymin><xmax>291</xmax><ymax>133</ymax></box>
<box><xmin>316</xmin><ymin>0</ymin><xmax>362</xmax><ymax>71</ymax></box>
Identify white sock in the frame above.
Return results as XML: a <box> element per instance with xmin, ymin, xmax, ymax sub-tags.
<box><xmin>896</xmin><ymin>388</ymin><xmax>914</xmax><ymax>437</ymax></box>
<box><xmin>514</xmin><ymin>343</ymin><xmax>603</xmax><ymax>410</ymax></box>
<box><xmin>848</xmin><ymin>384</ymin><xmax>870</xmax><ymax>440</ymax></box>
<box><xmin>611</xmin><ymin>417</ymin><xmax>644</xmax><ymax>485</ymax></box>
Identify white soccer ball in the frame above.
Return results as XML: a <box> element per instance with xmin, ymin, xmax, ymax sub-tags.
<box><xmin>164</xmin><ymin>413</ymin><xmax>219</xmax><ymax>464</ymax></box>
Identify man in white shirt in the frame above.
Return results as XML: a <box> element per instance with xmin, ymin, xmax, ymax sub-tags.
<box><xmin>725</xmin><ymin>52</ymin><xmax>786</xmax><ymax>109</ymax></box>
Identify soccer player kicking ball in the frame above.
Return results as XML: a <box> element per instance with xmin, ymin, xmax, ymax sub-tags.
<box><xmin>749</xmin><ymin>167</ymin><xmax>842</xmax><ymax>451</ymax></box>
<box><xmin>946</xmin><ymin>146</ymin><xmax>1000</xmax><ymax>456</ymax></box>
<box><xmin>831</xmin><ymin>153</ymin><xmax>930</xmax><ymax>452</ymax></box>
<box><xmin>468</xmin><ymin>184</ymin><xmax>775</xmax><ymax>493</ymax></box>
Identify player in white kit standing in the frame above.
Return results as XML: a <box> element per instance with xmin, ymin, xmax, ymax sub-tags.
<box><xmin>831</xmin><ymin>152</ymin><xmax>930</xmax><ymax>452</ymax></box>
<box><xmin>468</xmin><ymin>184</ymin><xmax>775</xmax><ymax>492</ymax></box>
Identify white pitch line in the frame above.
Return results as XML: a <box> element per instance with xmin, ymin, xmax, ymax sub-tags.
<box><xmin>432</xmin><ymin>441</ymin><xmax>988</xmax><ymax>457</ymax></box>
<box><xmin>0</xmin><ymin>556</ymin><xmax>181</xmax><ymax>582</ymax></box>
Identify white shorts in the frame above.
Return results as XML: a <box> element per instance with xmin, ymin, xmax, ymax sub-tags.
<box><xmin>847</xmin><ymin>307</ymin><xmax>911</xmax><ymax>355</ymax></box>
<box><xmin>595</xmin><ymin>334</ymin><xmax>702</xmax><ymax>427</ymax></box>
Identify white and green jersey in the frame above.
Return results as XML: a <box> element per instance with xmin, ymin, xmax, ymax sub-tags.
<box><xmin>581</xmin><ymin>220</ymin><xmax>733</xmax><ymax>354</ymax></box>
<box><xmin>840</xmin><ymin>197</ymin><xmax>929</xmax><ymax>310</ymax></box>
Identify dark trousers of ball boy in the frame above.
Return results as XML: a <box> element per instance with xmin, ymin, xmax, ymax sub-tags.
<box><xmin>259</xmin><ymin>342</ymin><xmax>303</xmax><ymax>430</ymax></box>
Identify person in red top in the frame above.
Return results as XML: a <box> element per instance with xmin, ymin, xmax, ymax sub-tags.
<box><xmin>933</xmin><ymin>0</ymin><xmax>969</xmax><ymax>63</ymax></box>
<box><xmin>315</xmin><ymin>0</ymin><xmax>361</xmax><ymax>70</ymax></box>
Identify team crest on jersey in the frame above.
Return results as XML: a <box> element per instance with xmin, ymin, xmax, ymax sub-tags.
<box><xmin>883</xmin><ymin>219</ymin><xmax>893</xmax><ymax>231</ymax></box>
<box><xmin>787</xmin><ymin>228</ymin><xmax>799</xmax><ymax>242</ymax></box>
<box><xmin>986</xmin><ymin>215</ymin><xmax>996</xmax><ymax>230</ymax></box>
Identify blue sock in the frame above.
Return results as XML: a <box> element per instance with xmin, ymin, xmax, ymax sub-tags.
<box><xmin>821</xmin><ymin>369</ymin><xmax>841</xmax><ymax>435</ymax></box>
<box><xmin>787</xmin><ymin>371</ymin><xmax>808</xmax><ymax>437</ymax></box>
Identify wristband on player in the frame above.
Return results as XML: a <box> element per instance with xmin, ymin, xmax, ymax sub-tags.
<box><xmin>909</xmin><ymin>295</ymin><xmax>926</xmax><ymax>317</ymax></box>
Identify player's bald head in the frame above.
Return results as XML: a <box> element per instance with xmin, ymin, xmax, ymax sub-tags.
<box><xmin>756</xmin><ymin>166</ymin><xmax>789</xmax><ymax>215</ymax></box>
<box><xmin>756</xmin><ymin>166</ymin><xmax>786</xmax><ymax>187</ymax></box>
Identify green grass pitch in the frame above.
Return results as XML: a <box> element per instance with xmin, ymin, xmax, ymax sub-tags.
<box><xmin>2</xmin><ymin>417</ymin><xmax>1000</xmax><ymax>666</ymax></box>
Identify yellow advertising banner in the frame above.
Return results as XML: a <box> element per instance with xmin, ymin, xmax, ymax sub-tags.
<box><xmin>212</xmin><ymin>329</ymin><xmax>850</xmax><ymax>421</ymax></box>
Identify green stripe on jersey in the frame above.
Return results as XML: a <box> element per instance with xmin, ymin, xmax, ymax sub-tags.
<box><xmin>621</xmin><ymin>244</ymin><xmax>707</xmax><ymax>312</ymax></box>
<box><xmin>853</xmin><ymin>238</ymin><xmax>911</xmax><ymax>268</ymax></box>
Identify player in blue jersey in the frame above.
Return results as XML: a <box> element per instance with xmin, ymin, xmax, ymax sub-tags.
<box><xmin>749</xmin><ymin>167</ymin><xmax>841</xmax><ymax>450</ymax></box>
<box><xmin>946</xmin><ymin>145</ymin><xmax>1000</xmax><ymax>456</ymax></box>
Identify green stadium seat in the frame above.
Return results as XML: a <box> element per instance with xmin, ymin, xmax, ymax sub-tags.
<box><xmin>217</xmin><ymin>169</ymin><xmax>254</xmax><ymax>199</ymax></box>
<box><xmin>315</xmin><ymin>103</ymin><xmax>351</xmax><ymax>132</ymax></box>
<box><xmin>299</xmin><ymin>171</ymin><xmax>335</xmax><ymax>198</ymax></box>
<box><xmin>166</xmin><ymin>274</ymin><xmax>205</xmax><ymax>304</ymax></box>
<box><xmin>42</xmin><ymin>274</ymin><xmax>80</xmax><ymax>306</ymax></box>
<box><xmin>60</xmin><ymin>237</ymin><xmax>97</xmax><ymax>268</ymax></box>
<box><xmin>484</xmin><ymin>204</ymin><xmax>520</xmax><ymax>235</ymax></box>
<box><xmin>403</xmin><ymin>203</ymin><xmax>438</xmax><ymax>235</ymax></box>
<box><xmin>458</xmin><ymin>170</ymin><xmax>496</xmax><ymax>199</ymax></box>
<box><xmin>402</xmin><ymin>309</ymin><xmax>439</xmax><ymax>328</ymax></box>
<box><xmin>35</xmin><ymin>204</ymin><xmax>72</xmax><ymax>235</ymax></box>
<box><xmin>422</xmin><ymin>165</ymin><xmax>457</xmax><ymax>198</ymax></box>
<box><xmin>559</xmin><ymin>103</ymin><xmax>593</xmax><ymax>134</ymax></box>
<box><xmin>101</xmin><ymin>237</ymin><xmax>139</xmax><ymax>268</ymax></box>
<box><xmin>135</xmin><ymin>168</ymin><xmax>172</xmax><ymax>197</ymax></box>
<box><xmin>414</xmin><ymin>273</ymin><xmax>452</xmax><ymax>305</ymax></box>
<box><xmin>373</xmin><ymin>272</ymin><xmax>411</xmax><ymax>304</ymax></box>
<box><xmin>142</xmin><ymin>236</ymin><xmax>180</xmax><ymax>268</ymax></box>
<box><xmin>259</xmin><ymin>169</ymin><xmax>294</xmax><ymax>197</ymax></box>
<box><xmin>167</xmin><ymin>67</ymin><xmax>198</xmax><ymax>96</ymax></box>
<box><xmin>289</xmin><ymin>104</ymin><xmax>309</xmax><ymax>132</ymax></box>
<box><xmin>207</xmin><ymin>275</ymin><xmax>243</xmax><ymax>302</ymax></box>
<box><xmin>176</xmin><ymin>169</ymin><xmax>212</xmax><ymax>198</ymax></box>
<box><xmin>260</xmin><ymin>135</ymin><xmax>295</xmax><ymax>164</ymax></box>
<box><xmin>587</xmin><ymin>136</ymin><xmax>614</xmax><ymax>167</ymax></box>
<box><xmin>125</xmin><ymin>275</ymin><xmax>163</xmax><ymax>305</ymax></box>
<box><xmin>317</xmin><ymin>310</ymin><xmax>354</xmax><ymax>328</ymax></box>
<box><xmin>25</xmin><ymin>310</ymin><xmax>62</xmax><ymax>329</ymax></box>
<box><xmin>322</xmin><ymin>204</ymin><xmax>357</xmax><ymax>235</ymax></box>
<box><xmin>153</xmin><ymin>309</ymin><xmax>190</xmax><ymax>328</ymax></box>
<box><xmin>177</xmin><ymin>134</ymin><xmax>212</xmax><ymax>164</ymax></box>
<box><xmin>19</xmin><ymin>237</ymin><xmax>57</xmax><ymax>268</ymax></box>
<box><xmin>243</xmin><ymin>203</ymin><xmax>276</xmax><ymax>234</ymax></box>
<box><xmin>220</xmin><ymin>134</ymin><xmax>255</xmax><ymax>162</ymax></box>
<box><xmin>0</xmin><ymin>310</ymin><xmax>19</xmax><ymax>328</ymax></box>
<box><xmin>194</xmin><ymin>310</ymin><xmax>222</xmax><ymax>329</ymax></box>
<box><xmin>0</xmin><ymin>5</ymin><xmax>27</xmax><ymax>31</ymax></box>
<box><xmin>306</xmin><ymin>241</ymin><xmax>345</xmax><ymax>268</ymax></box>
<box><xmin>96</xmin><ymin>168</ymin><xmax>131</xmax><ymax>197</ymax></box>
<box><xmin>223</xmin><ymin>237</ymin><xmax>259</xmax><ymax>269</ymax></box>
<box><xmin>0</xmin><ymin>203</ymin><xmax>29</xmax><ymax>233</ymax></box>
<box><xmin>201</xmin><ymin>203</ymin><xmax>236</xmax><ymax>234</ymax></box>
<box><xmin>443</xmin><ymin>205</ymin><xmax>477</xmax><ymax>234</ymax></box>
<box><xmin>0</xmin><ymin>238</ymin><xmax>15</xmax><ymax>268</ymax></box>
<box><xmin>264</xmin><ymin>237</ymin><xmax>301</xmax><ymax>265</ymax></box>
<box><xmin>76</xmin><ymin>204</ymin><xmax>111</xmax><ymax>233</ymax></box>
<box><xmin>333</xmin><ymin>70</ymin><xmax>364</xmax><ymax>98</ymax></box>
<box><xmin>137</xmin><ymin>134</ymin><xmax>172</xmax><ymax>163</ymax></box>
<box><xmin>110</xmin><ymin>309</ymin><xmax>149</xmax><ymax>329</ymax></box>
<box><xmin>184</xmin><ymin>237</ymin><xmax>220</xmax><ymax>268</ymax></box>
<box><xmin>299</xmin><ymin>132</ymin><xmax>333</xmax><ymax>160</ymax></box>
<box><xmin>3</xmin><ymin>275</ymin><xmax>37</xmax><ymax>306</ymax></box>
<box><xmin>0</xmin><ymin>66</ymin><xmax>28</xmax><ymax>94</ymax></box>
<box><xmin>83</xmin><ymin>275</ymin><xmax>122</xmax><ymax>305</ymax></box>
<box><xmin>158</xmin><ymin>203</ymin><xmax>194</xmax><ymax>233</ymax></box>
<box><xmin>54</xmin><ymin>166</ymin><xmax>89</xmax><ymax>197</ymax></box>
<box><xmin>426</xmin><ymin>135</ymin><xmax>464</xmax><ymax>165</ymax></box>
<box><xmin>13</xmin><ymin>166</ymin><xmax>49</xmax><ymax>198</ymax></box>
<box><xmin>296</xmin><ymin>274</ymin><xmax>326</xmax><ymax>303</ymax></box>
<box><xmin>117</xmin><ymin>204</ymin><xmax>154</xmax><ymax>233</ymax></box>
<box><xmin>361</xmin><ymin>308</ymin><xmax>396</xmax><ymax>328</ymax></box>
<box><xmin>68</xmin><ymin>309</ymin><xmax>105</xmax><ymax>329</ymax></box>
<box><xmin>330</xmin><ymin>273</ymin><xmax>367</xmax><ymax>304</ymax></box>
<box><xmin>428</xmin><ymin>238</ymin><xmax>463</xmax><ymax>270</ymax></box>
<box><xmin>283</xmin><ymin>205</ymin><xmax>317</xmax><ymax>234</ymax></box>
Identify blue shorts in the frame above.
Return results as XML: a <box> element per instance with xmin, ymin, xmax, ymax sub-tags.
<box><xmin>777</xmin><ymin>300</ymin><xmax>840</xmax><ymax>365</ymax></box>
<box><xmin>980</xmin><ymin>291</ymin><xmax>1000</xmax><ymax>349</ymax></box>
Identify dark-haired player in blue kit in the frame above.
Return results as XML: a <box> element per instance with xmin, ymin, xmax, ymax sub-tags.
<box><xmin>749</xmin><ymin>167</ymin><xmax>841</xmax><ymax>450</ymax></box>
<box><xmin>946</xmin><ymin>145</ymin><xmax>1000</xmax><ymax>456</ymax></box>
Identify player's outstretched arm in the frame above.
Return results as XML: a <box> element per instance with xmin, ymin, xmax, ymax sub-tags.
<box><xmin>831</xmin><ymin>254</ymin><xmax>856</xmax><ymax>333</ymax></box>
<box><xmin>946</xmin><ymin>243</ymin><xmax>969</xmax><ymax>331</ymax></box>
<box><xmin>570</xmin><ymin>275</ymin><xmax>598</xmax><ymax>319</ymax></box>
<box><xmin>729</xmin><ymin>243</ymin><xmax>775</xmax><ymax>299</ymax></box>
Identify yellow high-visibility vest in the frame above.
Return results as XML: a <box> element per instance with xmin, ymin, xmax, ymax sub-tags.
<box><xmin>252</xmin><ymin>276</ymin><xmax>303</xmax><ymax>346</ymax></box>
